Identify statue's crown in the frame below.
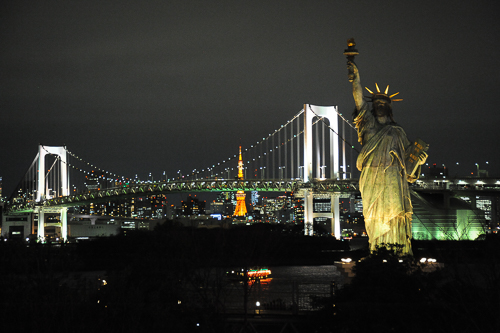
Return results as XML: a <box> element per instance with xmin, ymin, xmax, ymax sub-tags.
<box><xmin>365</xmin><ymin>83</ymin><xmax>403</xmax><ymax>103</ymax></box>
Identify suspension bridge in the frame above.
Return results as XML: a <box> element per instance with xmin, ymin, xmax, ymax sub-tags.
<box><xmin>4</xmin><ymin>105</ymin><xmax>363</xmax><ymax>241</ymax></box>
<box><xmin>4</xmin><ymin>102</ymin><xmax>500</xmax><ymax>243</ymax></box>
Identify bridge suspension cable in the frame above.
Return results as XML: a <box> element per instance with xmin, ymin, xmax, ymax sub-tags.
<box><xmin>182</xmin><ymin>106</ymin><xmax>358</xmax><ymax>183</ymax></box>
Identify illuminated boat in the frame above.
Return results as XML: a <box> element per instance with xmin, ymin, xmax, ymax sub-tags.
<box><xmin>247</xmin><ymin>268</ymin><xmax>271</xmax><ymax>279</ymax></box>
<box><xmin>226</xmin><ymin>268</ymin><xmax>272</xmax><ymax>281</ymax></box>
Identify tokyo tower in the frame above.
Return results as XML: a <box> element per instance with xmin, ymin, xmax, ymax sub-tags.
<box><xmin>233</xmin><ymin>146</ymin><xmax>247</xmax><ymax>217</ymax></box>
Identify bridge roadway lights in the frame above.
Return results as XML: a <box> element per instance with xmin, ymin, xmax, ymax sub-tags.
<box><xmin>34</xmin><ymin>179</ymin><xmax>358</xmax><ymax>208</ymax></box>
<box><xmin>41</xmin><ymin>179</ymin><xmax>305</xmax><ymax>206</ymax></box>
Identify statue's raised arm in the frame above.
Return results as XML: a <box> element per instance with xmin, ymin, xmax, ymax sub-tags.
<box><xmin>344</xmin><ymin>38</ymin><xmax>364</xmax><ymax>111</ymax></box>
<box><xmin>347</xmin><ymin>61</ymin><xmax>364</xmax><ymax>111</ymax></box>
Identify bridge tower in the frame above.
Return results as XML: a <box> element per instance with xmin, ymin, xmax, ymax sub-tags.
<box><xmin>233</xmin><ymin>146</ymin><xmax>247</xmax><ymax>217</ymax></box>
<box><xmin>301</xmin><ymin>105</ymin><xmax>341</xmax><ymax>238</ymax></box>
<box><xmin>35</xmin><ymin>145</ymin><xmax>69</xmax><ymax>241</ymax></box>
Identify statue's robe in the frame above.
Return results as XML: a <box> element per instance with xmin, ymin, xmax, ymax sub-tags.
<box><xmin>354</xmin><ymin>103</ymin><xmax>415</xmax><ymax>255</ymax></box>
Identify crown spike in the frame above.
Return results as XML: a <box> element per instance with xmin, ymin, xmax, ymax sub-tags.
<box><xmin>389</xmin><ymin>92</ymin><xmax>400</xmax><ymax>98</ymax></box>
<box><xmin>375</xmin><ymin>83</ymin><xmax>380</xmax><ymax>93</ymax></box>
<box><xmin>385</xmin><ymin>85</ymin><xmax>389</xmax><ymax>94</ymax></box>
<box><xmin>392</xmin><ymin>99</ymin><xmax>403</xmax><ymax>102</ymax></box>
<box><xmin>365</xmin><ymin>87</ymin><xmax>374</xmax><ymax>94</ymax></box>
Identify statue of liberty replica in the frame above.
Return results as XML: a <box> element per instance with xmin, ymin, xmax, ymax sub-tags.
<box><xmin>345</xmin><ymin>39</ymin><xmax>428</xmax><ymax>255</ymax></box>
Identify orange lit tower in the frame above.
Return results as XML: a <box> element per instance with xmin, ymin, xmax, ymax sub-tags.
<box><xmin>233</xmin><ymin>146</ymin><xmax>247</xmax><ymax>217</ymax></box>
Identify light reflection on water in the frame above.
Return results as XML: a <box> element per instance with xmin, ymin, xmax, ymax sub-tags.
<box><xmin>271</xmin><ymin>265</ymin><xmax>341</xmax><ymax>283</ymax></box>
<box><xmin>224</xmin><ymin>265</ymin><xmax>343</xmax><ymax>313</ymax></box>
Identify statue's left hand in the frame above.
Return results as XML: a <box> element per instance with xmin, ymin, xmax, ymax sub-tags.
<box><xmin>418</xmin><ymin>152</ymin><xmax>428</xmax><ymax>166</ymax></box>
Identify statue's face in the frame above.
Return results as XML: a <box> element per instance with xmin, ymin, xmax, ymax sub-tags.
<box><xmin>373</xmin><ymin>99</ymin><xmax>391</xmax><ymax>117</ymax></box>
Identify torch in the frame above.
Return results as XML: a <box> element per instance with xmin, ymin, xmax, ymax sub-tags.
<box><xmin>343</xmin><ymin>38</ymin><xmax>359</xmax><ymax>82</ymax></box>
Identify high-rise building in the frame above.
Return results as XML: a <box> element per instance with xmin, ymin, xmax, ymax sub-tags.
<box><xmin>181</xmin><ymin>195</ymin><xmax>205</xmax><ymax>216</ymax></box>
<box><xmin>294</xmin><ymin>198</ymin><xmax>304</xmax><ymax>224</ymax></box>
<box><xmin>250</xmin><ymin>191</ymin><xmax>259</xmax><ymax>206</ymax></box>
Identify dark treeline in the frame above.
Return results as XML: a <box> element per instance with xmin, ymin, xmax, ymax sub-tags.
<box><xmin>2</xmin><ymin>224</ymin><xmax>500</xmax><ymax>332</ymax></box>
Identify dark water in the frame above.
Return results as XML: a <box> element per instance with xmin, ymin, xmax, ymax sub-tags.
<box><xmin>224</xmin><ymin>265</ymin><xmax>343</xmax><ymax>313</ymax></box>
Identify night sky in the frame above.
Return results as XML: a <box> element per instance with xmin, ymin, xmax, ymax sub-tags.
<box><xmin>1</xmin><ymin>1</ymin><xmax>500</xmax><ymax>196</ymax></box>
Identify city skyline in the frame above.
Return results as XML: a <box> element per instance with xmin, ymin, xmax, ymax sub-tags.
<box><xmin>2</xmin><ymin>1</ymin><xmax>500</xmax><ymax>196</ymax></box>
